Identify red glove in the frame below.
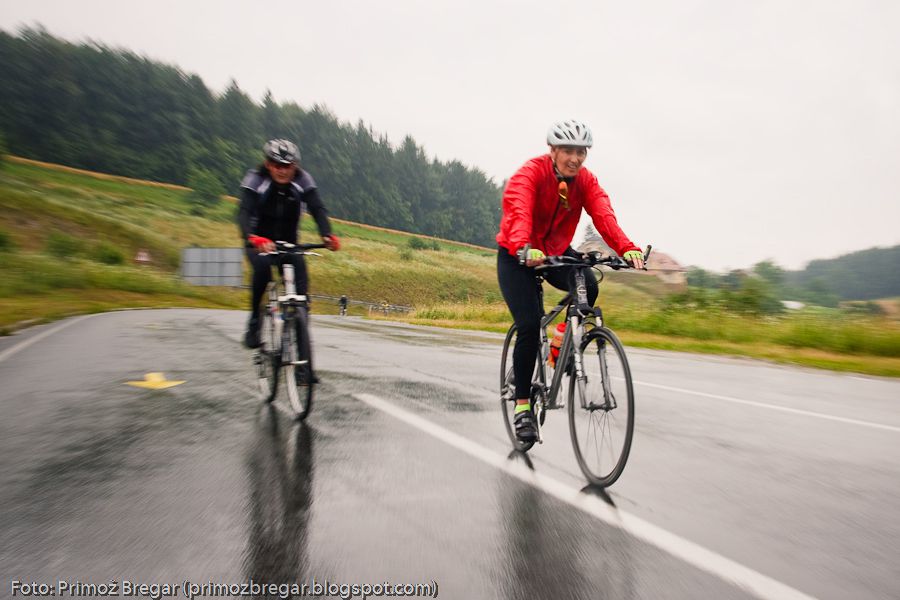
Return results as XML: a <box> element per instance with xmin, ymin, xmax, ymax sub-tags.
<box><xmin>323</xmin><ymin>234</ymin><xmax>340</xmax><ymax>251</ymax></box>
<box><xmin>248</xmin><ymin>235</ymin><xmax>273</xmax><ymax>250</ymax></box>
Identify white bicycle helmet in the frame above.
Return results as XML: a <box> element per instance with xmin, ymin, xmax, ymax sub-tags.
<box><xmin>546</xmin><ymin>120</ymin><xmax>593</xmax><ymax>148</ymax></box>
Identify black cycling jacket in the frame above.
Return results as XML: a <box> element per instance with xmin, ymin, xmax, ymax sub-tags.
<box><xmin>237</xmin><ymin>167</ymin><xmax>332</xmax><ymax>246</ymax></box>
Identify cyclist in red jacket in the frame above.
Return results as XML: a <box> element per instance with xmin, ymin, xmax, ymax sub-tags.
<box><xmin>497</xmin><ymin>120</ymin><xmax>644</xmax><ymax>443</ymax></box>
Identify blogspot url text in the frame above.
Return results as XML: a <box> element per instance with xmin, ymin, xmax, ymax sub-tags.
<box><xmin>10</xmin><ymin>579</ymin><xmax>439</xmax><ymax>600</ymax></box>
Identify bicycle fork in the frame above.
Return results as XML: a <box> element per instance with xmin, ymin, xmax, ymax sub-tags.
<box><xmin>575</xmin><ymin>328</ymin><xmax>616</xmax><ymax>412</ymax></box>
<box><xmin>569</xmin><ymin>315</ymin><xmax>592</xmax><ymax>410</ymax></box>
<box><xmin>279</xmin><ymin>307</ymin><xmax>311</xmax><ymax>369</ymax></box>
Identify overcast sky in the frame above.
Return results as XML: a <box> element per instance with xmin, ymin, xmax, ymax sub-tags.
<box><xmin>2</xmin><ymin>0</ymin><xmax>898</xmax><ymax>271</ymax></box>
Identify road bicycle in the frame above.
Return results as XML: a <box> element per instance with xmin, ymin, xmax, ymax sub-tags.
<box><xmin>500</xmin><ymin>247</ymin><xmax>650</xmax><ymax>487</ymax></box>
<box><xmin>254</xmin><ymin>241</ymin><xmax>326</xmax><ymax>421</ymax></box>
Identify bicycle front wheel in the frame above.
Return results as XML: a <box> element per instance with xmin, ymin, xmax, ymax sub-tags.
<box><xmin>256</xmin><ymin>305</ymin><xmax>279</xmax><ymax>403</ymax></box>
<box><xmin>283</xmin><ymin>307</ymin><xmax>314</xmax><ymax>421</ymax></box>
<box><xmin>568</xmin><ymin>327</ymin><xmax>634</xmax><ymax>487</ymax></box>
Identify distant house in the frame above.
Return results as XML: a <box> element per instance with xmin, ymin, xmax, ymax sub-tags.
<box><xmin>646</xmin><ymin>251</ymin><xmax>687</xmax><ymax>285</ymax></box>
<box><xmin>577</xmin><ymin>225</ymin><xmax>686</xmax><ymax>285</ymax></box>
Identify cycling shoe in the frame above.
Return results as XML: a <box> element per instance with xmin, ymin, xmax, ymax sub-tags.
<box><xmin>514</xmin><ymin>409</ymin><xmax>538</xmax><ymax>444</ymax></box>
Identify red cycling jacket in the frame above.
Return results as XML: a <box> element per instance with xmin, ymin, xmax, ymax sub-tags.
<box><xmin>496</xmin><ymin>154</ymin><xmax>639</xmax><ymax>258</ymax></box>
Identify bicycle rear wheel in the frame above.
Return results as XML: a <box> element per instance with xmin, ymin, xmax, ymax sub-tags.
<box><xmin>568</xmin><ymin>327</ymin><xmax>634</xmax><ymax>487</ymax></box>
<box><xmin>283</xmin><ymin>307</ymin><xmax>314</xmax><ymax>421</ymax></box>
<box><xmin>500</xmin><ymin>325</ymin><xmax>536</xmax><ymax>452</ymax></box>
<box><xmin>256</xmin><ymin>304</ymin><xmax>279</xmax><ymax>402</ymax></box>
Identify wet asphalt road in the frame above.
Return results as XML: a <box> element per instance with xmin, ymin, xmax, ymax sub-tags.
<box><xmin>0</xmin><ymin>309</ymin><xmax>898</xmax><ymax>600</ymax></box>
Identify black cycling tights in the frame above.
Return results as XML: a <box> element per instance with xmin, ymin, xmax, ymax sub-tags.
<box><xmin>497</xmin><ymin>247</ymin><xmax>598</xmax><ymax>400</ymax></box>
<box><xmin>246</xmin><ymin>250</ymin><xmax>308</xmax><ymax>317</ymax></box>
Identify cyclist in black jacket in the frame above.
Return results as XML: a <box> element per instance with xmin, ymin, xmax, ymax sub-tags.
<box><xmin>238</xmin><ymin>138</ymin><xmax>340</xmax><ymax>349</ymax></box>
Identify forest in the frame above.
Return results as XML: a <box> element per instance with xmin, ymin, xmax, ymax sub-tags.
<box><xmin>0</xmin><ymin>27</ymin><xmax>501</xmax><ymax>246</ymax></box>
<box><xmin>683</xmin><ymin>244</ymin><xmax>900</xmax><ymax>312</ymax></box>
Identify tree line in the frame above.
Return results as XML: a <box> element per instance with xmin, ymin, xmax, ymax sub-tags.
<box><xmin>0</xmin><ymin>27</ymin><xmax>502</xmax><ymax>246</ymax></box>
<box><xmin>683</xmin><ymin>245</ymin><xmax>900</xmax><ymax>312</ymax></box>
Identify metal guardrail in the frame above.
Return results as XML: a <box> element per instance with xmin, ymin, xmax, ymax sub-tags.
<box><xmin>308</xmin><ymin>294</ymin><xmax>413</xmax><ymax>314</ymax></box>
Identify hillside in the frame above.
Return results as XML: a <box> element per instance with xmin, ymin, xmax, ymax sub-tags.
<box><xmin>0</xmin><ymin>157</ymin><xmax>663</xmax><ymax>327</ymax></box>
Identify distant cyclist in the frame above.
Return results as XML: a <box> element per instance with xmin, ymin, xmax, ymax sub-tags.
<box><xmin>496</xmin><ymin>120</ymin><xmax>644</xmax><ymax>444</ymax></box>
<box><xmin>339</xmin><ymin>295</ymin><xmax>348</xmax><ymax>316</ymax></box>
<box><xmin>238</xmin><ymin>138</ymin><xmax>340</xmax><ymax>349</ymax></box>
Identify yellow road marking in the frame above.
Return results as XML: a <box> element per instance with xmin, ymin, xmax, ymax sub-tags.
<box><xmin>126</xmin><ymin>372</ymin><xmax>185</xmax><ymax>389</ymax></box>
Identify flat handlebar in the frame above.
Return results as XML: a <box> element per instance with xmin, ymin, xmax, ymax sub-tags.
<box><xmin>535</xmin><ymin>245</ymin><xmax>653</xmax><ymax>271</ymax></box>
<box><xmin>261</xmin><ymin>240</ymin><xmax>328</xmax><ymax>255</ymax></box>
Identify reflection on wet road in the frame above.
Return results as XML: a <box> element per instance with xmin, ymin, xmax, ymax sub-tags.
<box><xmin>1</xmin><ymin>309</ymin><xmax>898</xmax><ymax>599</ymax></box>
<box><xmin>245</xmin><ymin>411</ymin><xmax>314</xmax><ymax>591</ymax></box>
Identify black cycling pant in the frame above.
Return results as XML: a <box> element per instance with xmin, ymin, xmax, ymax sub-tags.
<box><xmin>246</xmin><ymin>249</ymin><xmax>308</xmax><ymax>319</ymax></box>
<box><xmin>497</xmin><ymin>247</ymin><xmax>598</xmax><ymax>400</ymax></box>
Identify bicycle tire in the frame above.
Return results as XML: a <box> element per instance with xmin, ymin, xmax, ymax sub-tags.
<box><xmin>500</xmin><ymin>324</ymin><xmax>536</xmax><ymax>452</ymax></box>
<box><xmin>283</xmin><ymin>307</ymin><xmax>314</xmax><ymax>421</ymax></box>
<box><xmin>256</xmin><ymin>305</ymin><xmax>279</xmax><ymax>403</ymax></box>
<box><xmin>568</xmin><ymin>327</ymin><xmax>634</xmax><ymax>487</ymax></box>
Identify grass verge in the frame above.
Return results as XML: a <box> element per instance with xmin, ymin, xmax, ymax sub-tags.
<box><xmin>372</xmin><ymin>303</ymin><xmax>900</xmax><ymax>378</ymax></box>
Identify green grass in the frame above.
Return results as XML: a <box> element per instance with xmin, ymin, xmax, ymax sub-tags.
<box><xmin>1</xmin><ymin>156</ymin><xmax>898</xmax><ymax>377</ymax></box>
<box><xmin>401</xmin><ymin>301</ymin><xmax>899</xmax><ymax>357</ymax></box>
<box><xmin>606</xmin><ymin>306</ymin><xmax>899</xmax><ymax>358</ymax></box>
<box><xmin>0</xmin><ymin>157</ymin><xmax>509</xmax><ymax>326</ymax></box>
<box><xmin>317</xmin><ymin>218</ymin><xmax>494</xmax><ymax>258</ymax></box>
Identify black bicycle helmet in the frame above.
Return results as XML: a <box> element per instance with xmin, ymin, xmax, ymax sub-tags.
<box><xmin>263</xmin><ymin>138</ymin><xmax>300</xmax><ymax>164</ymax></box>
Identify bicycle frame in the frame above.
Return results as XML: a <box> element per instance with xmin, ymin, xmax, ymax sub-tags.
<box><xmin>530</xmin><ymin>264</ymin><xmax>599</xmax><ymax>439</ymax></box>
<box><xmin>534</xmin><ymin>291</ymin><xmax>572</xmax><ymax>406</ymax></box>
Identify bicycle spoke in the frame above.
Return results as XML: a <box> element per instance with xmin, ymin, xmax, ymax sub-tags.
<box><xmin>602</xmin><ymin>413</ymin><xmax>615</xmax><ymax>469</ymax></box>
<box><xmin>591</xmin><ymin>413</ymin><xmax>602</xmax><ymax>469</ymax></box>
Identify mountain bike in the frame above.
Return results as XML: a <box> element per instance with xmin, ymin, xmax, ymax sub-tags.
<box><xmin>254</xmin><ymin>241</ymin><xmax>326</xmax><ymax>421</ymax></box>
<box><xmin>500</xmin><ymin>247</ymin><xmax>650</xmax><ymax>487</ymax></box>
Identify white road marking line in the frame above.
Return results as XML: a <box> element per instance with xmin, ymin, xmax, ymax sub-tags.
<box><xmin>0</xmin><ymin>315</ymin><xmax>94</xmax><ymax>364</ymax></box>
<box><xmin>633</xmin><ymin>380</ymin><xmax>900</xmax><ymax>433</ymax></box>
<box><xmin>355</xmin><ymin>392</ymin><xmax>819</xmax><ymax>600</ymax></box>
